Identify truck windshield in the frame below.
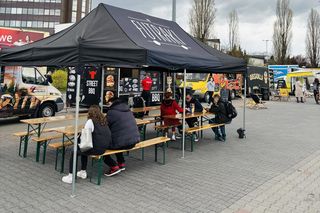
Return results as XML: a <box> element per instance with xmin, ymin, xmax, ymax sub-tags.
<box><xmin>186</xmin><ymin>73</ymin><xmax>208</xmax><ymax>82</ymax></box>
<box><xmin>22</xmin><ymin>67</ymin><xmax>47</xmax><ymax>85</ymax></box>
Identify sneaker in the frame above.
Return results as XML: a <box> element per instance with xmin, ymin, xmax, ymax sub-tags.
<box><xmin>175</xmin><ymin>133</ymin><xmax>182</xmax><ymax>139</ymax></box>
<box><xmin>171</xmin><ymin>134</ymin><xmax>176</xmax><ymax>141</ymax></box>
<box><xmin>77</xmin><ymin>170</ymin><xmax>87</xmax><ymax>179</ymax></box>
<box><xmin>118</xmin><ymin>163</ymin><xmax>126</xmax><ymax>171</ymax></box>
<box><xmin>62</xmin><ymin>173</ymin><xmax>73</xmax><ymax>184</ymax></box>
<box><xmin>104</xmin><ymin>166</ymin><xmax>121</xmax><ymax>177</ymax></box>
<box><xmin>193</xmin><ymin>134</ymin><xmax>199</xmax><ymax>142</ymax></box>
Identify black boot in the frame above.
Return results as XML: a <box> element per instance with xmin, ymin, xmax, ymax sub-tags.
<box><xmin>296</xmin><ymin>97</ymin><xmax>299</xmax><ymax>103</ymax></box>
<box><xmin>301</xmin><ymin>97</ymin><xmax>304</xmax><ymax>103</ymax></box>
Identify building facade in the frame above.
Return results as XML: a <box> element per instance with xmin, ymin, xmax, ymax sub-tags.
<box><xmin>0</xmin><ymin>0</ymin><xmax>91</xmax><ymax>34</ymax></box>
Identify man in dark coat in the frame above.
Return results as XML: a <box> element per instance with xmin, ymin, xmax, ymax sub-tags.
<box><xmin>103</xmin><ymin>97</ymin><xmax>140</xmax><ymax>176</ymax></box>
<box><xmin>208</xmin><ymin>94</ymin><xmax>231</xmax><ymax>142</ymax></box>
<box><xmin>179</xmin><ymin>93</ymin><xmax>203</xmax><ymax>141</ymax></box>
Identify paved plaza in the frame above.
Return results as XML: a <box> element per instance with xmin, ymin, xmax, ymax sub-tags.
<box><xmin>0</xmin><ymin>99</ymin><xmax>320</xmax><ymax>213</ymax></box>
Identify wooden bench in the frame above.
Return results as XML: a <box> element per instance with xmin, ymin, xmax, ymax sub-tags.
<box><xmin>31</xmin><ymin>134</ymin><xmax>69</xmax><ymax>164</ymax></box>
<box><xmin>89</xmin><ymin>136</ymin><xmax>170</xmax><ymax>185</ymax></box>
<box><xmin>48</xmin><ymin>141</ymin><xmax>74</xmax><ymax>171</ymax></box>
<box><xmin>185</xmin><ymin>123</ymin><xmax>224</xmax><ymax>152</ymax></box>
<box><xmin>13</xmin><ymin>127</ymin><xmax>64</xmax><ymax>158</ymax></box>
<box><xmin>13</xmin><ymin>126</ymin><xmax>73</xmax><ymax>161</ymax></box>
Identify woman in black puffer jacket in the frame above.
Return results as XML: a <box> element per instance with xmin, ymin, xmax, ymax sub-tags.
<box><xmin>104</xmin><ymin>97</ymin><xmax>140</xmax><ymax>177</ymax></box>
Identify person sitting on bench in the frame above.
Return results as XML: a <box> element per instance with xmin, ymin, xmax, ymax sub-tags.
<box><xmin>103</xmin><ymin>97</ymin><xmax>140</xmax><ymax>177</ymax></box>
<box><xmin>62</xmin><ymin>105</ymin><xmax>111</xmax><ymax>184</ymax></box>
<box><xmin>179</xmin><ymin>93</ymin><xmax>203</xmax><ymax>142</ymax></box>
<box><xmin>160</xmin><ymin>92</ymin><xmax>183</xmax><ymax>141</ymax></box>
<box><xmin>208</xmin><ymin>94</ymin><xmax>231</xmax><ymax>142</ymax></box>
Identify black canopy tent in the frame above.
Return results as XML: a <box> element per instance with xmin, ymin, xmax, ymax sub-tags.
<box><xmin>0</xmin><ymin>3</ymin><xmax>247</xmax><ymax>195</ymax></box>
<box><xmin>0</xmin><ymin>4</ymin><xmax>246</xmax><ymax>73</ymax></box>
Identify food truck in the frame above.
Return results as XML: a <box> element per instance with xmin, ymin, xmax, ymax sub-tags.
<box><xmin>66</xmin><ymin>66</ymin><xmax>166</xmax><ymax>107</ymax></box>
<box><xmin>247</xmin><ymin>66</ymin><xmax>270</xmax><ymax>100</ymax></box>
<box><xmin>179</xmin><ymin>73</ymin><xmax>242</xmax><ymax>102</ymax></box>
<box><xmin>0</xmin><ymin>66</ymin><xmax>64</xmax><ymax>118</ymax></box>
<box><xmin>0</xmin><ymin>27</ymin><xmax>64</xmax><ymax>118</ymax></box>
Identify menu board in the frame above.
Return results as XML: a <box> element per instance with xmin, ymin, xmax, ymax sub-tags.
<box><xmin>81</xmin><ymin>66</ymin><xmax>101</xmax><ymax>106</ymax></box>
<box><xmin>119</xmin><ymin>68</ymin><xmax>139</xmax><ymax>93</ymax></box>
<box><xmin>103</xmin><ymin>67</ymin><xmax>118</xmax><ymax>104</ymax></box>
<box><xmin>66</xmin><ymin>66</ymin><xmax>102</xmax><ymax>106</ymax></box>
<box><xmin>66</xmin><ymin>67</ymin><xmax>77</xmax><ymax>106</ymax></box>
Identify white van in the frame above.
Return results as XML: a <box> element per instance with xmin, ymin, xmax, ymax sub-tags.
<box><xmin>0</xmin><ymin>66</ymin><xmax>64</xmax><ymax>118</ymax></box>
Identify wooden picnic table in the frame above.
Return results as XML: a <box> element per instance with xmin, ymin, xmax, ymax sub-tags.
<box><xmin>162</xmin><ymin>111</ymin><xmax>214</xmax><ymax>138</ymax></box>
<box><xmin>19</xmin><ymin>113</ymin><xmax>87</xmax><ymax>158</ymax></box>
<box><xmin>131</xmin><ymin>105</ymin><xmax>160</xmax><ymax>113</ymax></box>
<box><xmin>162</xmin><ymin>111</ymin><xmax>213</xmax><ymax>120</ymax></box>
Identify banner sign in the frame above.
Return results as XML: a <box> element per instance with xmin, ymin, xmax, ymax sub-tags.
<box><xmin>0</xmin><ymin>27</ymin><xmax>47</xmax><ymax>50</ymax></box>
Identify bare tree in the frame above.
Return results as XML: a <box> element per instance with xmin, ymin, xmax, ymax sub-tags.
<box><xmin>272</xmin><ymin>0</ymin><xmax>293</xmax><ymax>64</ymax></box>
<box><xmin>189</xmin><ymin>0</ymin><xmax>216</xmax><ymax>43</ymax></box>
<box><xmin>228</xmin><ymin>9</ymin><xmax>239</xmax><ymax>51</ymax></box>
<box><xmin>306</xmin><ymin>9</ymin><xmax>320</xmax><ymax>67</ymax></box>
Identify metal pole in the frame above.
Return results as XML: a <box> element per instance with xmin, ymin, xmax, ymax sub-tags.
<box><xmin>173</xmin><ymin>72</ymin><xmax>176</xmax><ymax>101</ymax></box>
<box><xmin>172</xmin><ymin>0</ymin><xmax>176</xmax><ymax>22</ymax></box>
<box><xmin>182</xmin><ymin>68</ymin><xmax>186</xmax><ymax>158</ymax></box>
<box><xmin>100</xmin><ymin>66</ymin><xmax>105</xmax><ymax>112</ymax></box>
<box><xmin>71</xmin><ymin>73</ymin><xmax>81</xmax><ymax>197</ymax></box>
<box><xmin>243</xmin><ymin>73</ymin><xmax>247</xmax><ymax>132</ymax></box>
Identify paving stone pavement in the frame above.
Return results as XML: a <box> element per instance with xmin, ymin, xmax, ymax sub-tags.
<box><xmin>0</xmin><ymin>99</ymin><xmax>320</xmax><ymax>213</ymax></box>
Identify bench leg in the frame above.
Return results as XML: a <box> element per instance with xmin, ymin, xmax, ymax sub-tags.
<box><xmin>141</xmin><ymin>148</ymin><xmax>144</xmax><ymax>161</ymax></box>
<box><xmin>155</xmin><ymin>144</ymin><xmax>158</xmax><ymax>162</ymax></box>
<box><xmin>90</xmin><ymin>157</ymin><xmax>103</xmax><ymax>185</ymax></box>
<box><xmin>97</xmin><ymin>158</ymin><xmax>104</xmax><ymax>185</ymax></box>
<box><xmin>23</xmin><ymin>125</ymin><xmax>30</xmax><ymax>158</ymax></box>
<box><xmin>60</xmin><ymin>147</ymin><xmax>65</xmax><ymax>173</ymax></box>
<box><xmin>191</xmin><ymin>134</ymin><xmax>194</xmax><ymax>152</ymax></box>
<box><xmin>162</xmin><ymin>142</ymin><xmax>166</xmax><ymax>165</ymax></box>
<box><xmin>18</xmin><ymin>136</ymin><xmax>23</xmax><ymax>157</ymax></box>
<box><xmin>42</xmin><ymin>142</ymin><xmax>47</xmax><ymax>164</ymax></box>
<box><xmin>54</xmin><ymin>149</ymin><xmax>58</xmax><ymax>170</ymax></box>
<box><xmin>35</xmin><ymin>142</ymin><xmax>41</xmax><ymax>162</ymax></box>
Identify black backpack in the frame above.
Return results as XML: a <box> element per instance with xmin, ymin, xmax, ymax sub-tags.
<box><xmin>225</xmin><ymin>102</ymin><xmax>237</xmax><ymax>119</ymax></box>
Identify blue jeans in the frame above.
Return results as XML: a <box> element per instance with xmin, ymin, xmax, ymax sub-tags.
<box><xmin>209</xmin><ymin>119</ymin><xmax>226</xmax><ymax>138</ymax></box>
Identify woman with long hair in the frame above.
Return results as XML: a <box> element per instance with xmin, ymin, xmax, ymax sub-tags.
<box><xmin>62</xmin><ymin>105</ymin><xmax>111</xmax><ymax>184</ymax></box>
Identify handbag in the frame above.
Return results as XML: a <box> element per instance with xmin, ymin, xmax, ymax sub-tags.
<box><xmin>79</xmin><ymin>128</ymin><xmax>93</xmax><ymax>152</ymax></box>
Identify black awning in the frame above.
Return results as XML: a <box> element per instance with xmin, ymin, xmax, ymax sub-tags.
<box><xmin>0</xmin><ymin>4</ymin><xmax>246</xmax><ymax>74</ymax></box>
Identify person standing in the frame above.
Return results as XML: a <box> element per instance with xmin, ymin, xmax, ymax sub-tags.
<box><xmin>295</xmin><ymin>79</ymin><xmax>304</xmax><ymax>103</ymax></box>
<box><xmin>208</xmin><ymin>94</ymin><xmax>231</xmax><ymax>142</ymax></box>
<box><xmin>220</xmin><ymin>83</ymin><xmax>231</xmax><ymax>103</ymax></box>
<box><xmin>141</xmin><ymin>73</ymin><xmax>153</xmax><ymax>115</ymax></box>
<box><xmin>62</xmin><ymin>105</ymin><xmax>111</xmax><ymax>184</ymax></box>
<box><xmin>103</xmin><ymin>97</ymin><xmax>140</xmax><ymax>176</ymax></box>
<box><xmin>313</xmin><ymin>78</ymin><xmax>320</xmax><ymax>104</ymax></box>
<box><xmin>206</xmin><ymin>76</ymin><xmax>215</xmax><ymax>105</ymax></box>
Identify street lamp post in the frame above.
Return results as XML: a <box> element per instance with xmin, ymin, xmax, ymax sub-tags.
<box><xmin>262</xmin><ymin>39</ymin><xmax>270</xmax><ymax>56</ymax></box>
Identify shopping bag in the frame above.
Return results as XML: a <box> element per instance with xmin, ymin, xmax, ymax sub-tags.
<box><xmin>79</xmin><ymin>128</ymin><xmax>93</xmax><ymax>152</ymax></box>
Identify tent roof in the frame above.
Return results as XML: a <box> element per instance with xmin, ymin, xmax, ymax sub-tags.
<box><xmin>0</xmin><ymin>3</ymin><xmax>246</xmax><ymax>73</ymax></box>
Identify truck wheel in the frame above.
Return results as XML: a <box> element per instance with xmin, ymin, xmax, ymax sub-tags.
<box><xmin>39</xmin><ymin>103</ymin><xmax>55</xmax><ymax>117</ymax></box>
<box><xmin>204</xmin><ymin>92</ymin><xmax>210</xmax><ymax>103</ymax></box>
<box><xmin>231</xmin><ymin>90</ymin><xmax>236</xmax><ymax>100</ymax></box>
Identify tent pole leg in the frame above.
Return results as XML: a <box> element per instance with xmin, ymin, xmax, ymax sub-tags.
<box><xmin>100</xmin><ymin>66</ymin><xmax>105</xmax><ymax>112</ymax></box>
<box><xmin>182</xmin><ymin>69</ymin><xmax>186</xmax><ymax>158</ymax></box>
<box><xmin>243</xmin><ymin>72</ymin><xmax>247</xmax><ymax>137</ymax></box>
<box><xmin>71</xmin><ymin>71</ymin><xmax>81</xmax><ymax>197</ymax></box>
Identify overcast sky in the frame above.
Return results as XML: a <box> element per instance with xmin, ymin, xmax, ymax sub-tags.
<box><xmin>92</xmin><ymin>0</ymin><xmax>320</xmax><ymax>56</ymax></box>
